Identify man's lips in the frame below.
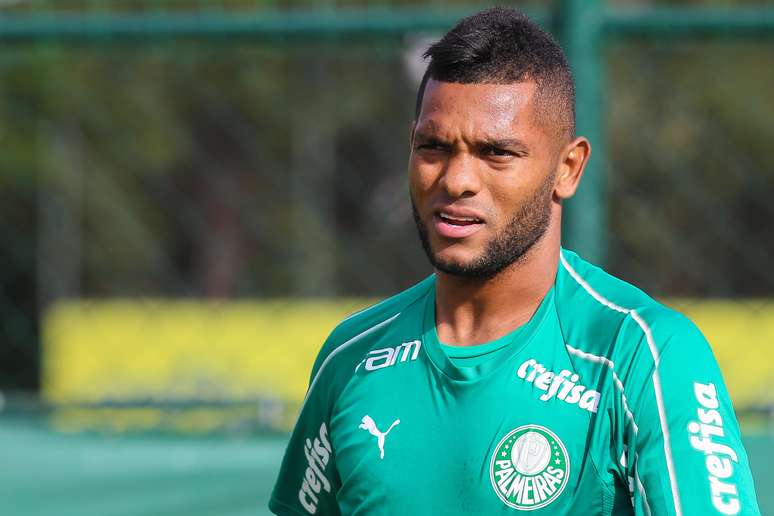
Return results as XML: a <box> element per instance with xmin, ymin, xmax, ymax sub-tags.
<box><xmin>432</xmin><ymin>209</ymin><xmax>485</xmax><ymax>239</ymax></box>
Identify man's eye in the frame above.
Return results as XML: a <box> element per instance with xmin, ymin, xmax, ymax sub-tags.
<box><xmin>416</xmin><ymin>143</ymin><xmax>448</xmax><ymax>152</ymax></box>
<box><xmin>483</xmin><ymin>146</ymin><xmax>514</xmax><ymax>157</ymax></box>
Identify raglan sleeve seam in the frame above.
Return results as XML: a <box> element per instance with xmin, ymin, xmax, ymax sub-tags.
<box><xmin>623</xmin><ymin>310</ymin><xmax>686</xmax><ymax>421</ymax></box>
<box><xmin>559</xmin><ymin>327</ymin><xmax>622</xmax><ymax>502</ymax></box>
<box><xmin>607</xmin><ymin>313</ymin><xmax>650</xmax><ymax>437</ymax></box>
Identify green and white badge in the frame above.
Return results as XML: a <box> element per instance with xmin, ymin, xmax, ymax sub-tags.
<box><xmin>490</xmin><ymin>425</ymin><xmax>569</xmax><ymax>510</ymax></box>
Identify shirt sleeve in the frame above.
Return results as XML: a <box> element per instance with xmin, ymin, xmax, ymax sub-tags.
<box><xmin>269</xmin><ymin>347</ymin><xmax>343</xmax><ymax>516</ymax></box>
<box><xmin>622</xmin><ymin>308</ymin><xmax>760</xmax><ymax>516</ymax></box>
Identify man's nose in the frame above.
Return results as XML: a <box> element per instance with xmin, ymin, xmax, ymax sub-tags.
<box><xmin>439</xmin><ymin>152</ymin><xmax>482</xmax><ymax>198</ymax></box>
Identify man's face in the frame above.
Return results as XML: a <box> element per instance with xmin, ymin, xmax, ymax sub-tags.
<box><xmin>409</xmin><ymin>79</ymin><xmax>560</xmax><ymax>279</ymax></box>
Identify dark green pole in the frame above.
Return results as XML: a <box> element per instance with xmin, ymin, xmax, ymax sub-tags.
<box><xmin>558</xmin><ymin>0</ymin><xmax>607</xmax><ymax>265</ymax></box>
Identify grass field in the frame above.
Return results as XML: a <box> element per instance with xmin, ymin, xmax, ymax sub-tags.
<box><xmin>1</xmin><ymin>414</ymin><xmax>284</xmax><ymax>516</ymax></box>
<box><xmin>2</xmin><ymin>413</ymin><xmax>771</xmax><ymax>515</ymax></box>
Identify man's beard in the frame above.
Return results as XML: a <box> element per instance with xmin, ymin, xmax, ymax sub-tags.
<box><xmin>411</xmin><ymin>175</ymin><xmax>554</xmax><ymax>280</ymax></box>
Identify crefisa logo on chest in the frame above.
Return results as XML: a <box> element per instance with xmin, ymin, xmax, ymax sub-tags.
<box><xmin>490</xmin><ymin>425</ymin><xmax>569</xmax><ymax>510</ymax></box>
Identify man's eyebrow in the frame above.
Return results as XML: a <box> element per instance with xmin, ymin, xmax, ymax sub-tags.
<box><xmin>482</xmin><ymin>138</ymin><xmax>529</xmax><ymax>150</ymax></box>
<box><xmin>412</xmin><ymin>129</ymin><xmax>530</xmax><ymax>152</ymax></box>
<box><xmin>414</xmin><ymin>120</ymin><xmax>439</xmax><ymax>135</ymax></box>
<box><xmin>413</xmin><ymin>128</ymin><xmax>445</xmax><ymax>141</ymax></box>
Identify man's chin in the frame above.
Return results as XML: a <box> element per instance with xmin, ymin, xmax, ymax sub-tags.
<box><xmin>431</xmin><ymin>253</ymin><xmax>488</xmax><ymax>278</ymax></box>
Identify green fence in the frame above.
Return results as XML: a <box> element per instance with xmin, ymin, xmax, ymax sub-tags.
<box><xmin>2</xmin><ymin>0</ymin><xmax>773</xmax><ymax>390</ymax></box>
<box><xmin>0</xmin><ymin>1</ymin><xmax>773</xmax><ymax>514</ymax></box>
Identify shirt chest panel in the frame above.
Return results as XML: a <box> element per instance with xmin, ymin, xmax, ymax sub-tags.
<box><xmin>329</xmin><ymin>350</ymin><xmax>618</xmax><ymax>515</ymax></box>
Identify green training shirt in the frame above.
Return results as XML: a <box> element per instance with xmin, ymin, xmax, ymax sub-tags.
<box><xmin>270</xmin><ymin>249</ymin><xmax>760</xmax><ymax>515</ymax></box>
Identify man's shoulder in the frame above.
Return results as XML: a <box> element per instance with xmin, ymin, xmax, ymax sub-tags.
<box><xmin>558</xmin><ymin>248</ymin><xmax>656</xmax><ymax>314</ymax></box>
<box><xmin>309</xmin><ymin>275</ymin><xmax>434</xmax><ymax>378</ymax></box>
<box><xmin>557</xmin><ymin>249</ymin><xmax>704</xmax><ymax>359</ymax></box>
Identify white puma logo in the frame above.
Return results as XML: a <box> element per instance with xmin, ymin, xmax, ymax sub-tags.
<box><xmin>358</xmin><ymin>415</ymin><xmax>400</xmax><ymax>459</ymax></box>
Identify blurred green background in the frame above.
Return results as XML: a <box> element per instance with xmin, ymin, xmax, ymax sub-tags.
<box><xmin>1</xmin><ymin>0</ymin><xmax>773</xmax><ymax>514</ymax></box>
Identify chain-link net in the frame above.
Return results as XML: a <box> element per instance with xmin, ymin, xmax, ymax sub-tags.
<box><xmin>0</xmin><ymin>40</ymin><xmax>424</xmax><ymax>390</ymax></box>
<box><xmin>606</xmin><ymin>37</ymin><xmax>774</xmax><ymax>427</ymax></box>
<box><xmin>1</xmin><ymin>1</ymin><xmax>772</xmax><ymax>403</ymax></box>
<box><xmin>0</xmin><ymin>2</ymin><xmax>772</xmax><ymax>513</ymax></box>
<box><xmin>607</xmin><ymin>39</ymin><xmax>774</xmax><ymax>297</ymax></box>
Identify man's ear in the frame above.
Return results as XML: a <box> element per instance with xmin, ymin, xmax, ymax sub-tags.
<box><xmin>554</xmin><ymin>137</ymin><xmax>591</xmax><ymax>200</ymax></box>
<box><xmin>409</xmin><ymin>120</ymin><xmax>416</xmax><ymax>147</ymax></box>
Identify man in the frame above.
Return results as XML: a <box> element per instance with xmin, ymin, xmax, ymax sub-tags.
<box><xmin>270</xmin><ymin>7</ymin><xmax>760</xmax><ymax>515</ymax></box>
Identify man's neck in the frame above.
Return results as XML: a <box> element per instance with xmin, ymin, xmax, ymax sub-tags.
<box><xmin>434</xmin><ymin>231</ymin><xmax>560</xmax><ymax>347</ymax></box>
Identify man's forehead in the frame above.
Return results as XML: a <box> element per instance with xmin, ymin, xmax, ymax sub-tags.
<box><xmin>420</xmin><ymin>79</ymin><xmax>536</xmax><ymax>110</ymax></box>
<box><xmin>415</xmin><ymin>80</ymin><xmax>539</xmax><ymax>136</ymax></box>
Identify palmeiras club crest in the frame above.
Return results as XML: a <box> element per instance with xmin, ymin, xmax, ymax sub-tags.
<box><xmin>490</xmin><ymin>425</ymin><xmax>570</xmax><ymax>510</ymax></box>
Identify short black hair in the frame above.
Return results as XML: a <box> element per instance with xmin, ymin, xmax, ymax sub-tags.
<box><xmin>415</xmin><ymin>7</ymin><xmax>575</xmax><ymax>140</ymax></box>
